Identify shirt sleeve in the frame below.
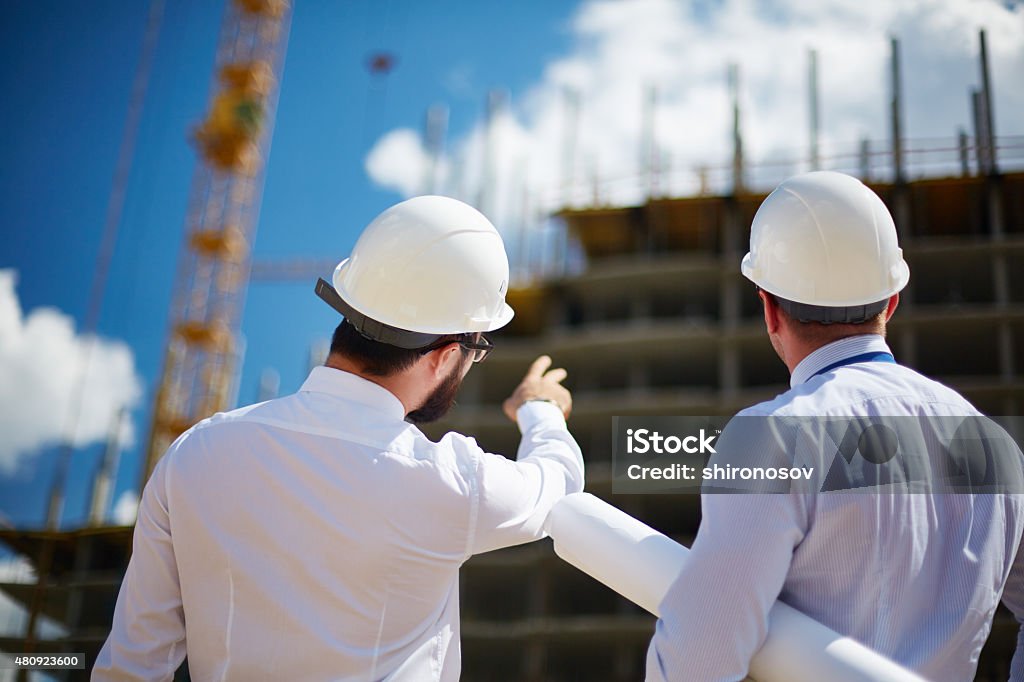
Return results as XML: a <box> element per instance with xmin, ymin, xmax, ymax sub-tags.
<box><xmin>644</xmin><ymin>411</ymin><xmax>809</xmax><ymax>681</ymax></box>
<box><xmin>645</xmin><ymin>492</ymin><xmax>806</xmax><ymax>681</ymax></box>
<box><xmin>92</xmin><ymin>455</ymin><xmax>186</xmax><ymax>681</ymax></box>
<box><xmin>1003</xmin><ymin>525</ymin><xmax>1024</xmax><ymax>682</ymax></box>
<box><xmin>467</xmin><ymin>400</ymin><xmax>585</xmax><ymax>555</ymax></box>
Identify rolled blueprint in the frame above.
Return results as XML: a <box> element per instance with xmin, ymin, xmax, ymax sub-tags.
<box><xmin>545</xmin><ymin>493</ymin><xmax>925</xmax><ymax>682</ymax></box>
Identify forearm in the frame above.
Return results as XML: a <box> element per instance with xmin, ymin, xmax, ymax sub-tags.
<box><xmin>468</xmin><ymin>401</ymin><xmax>584</xmax><ymax>555</ymax></box>
<box><xmin>516</xmin><ymin>400</ymin><xmax>584</xmax><ymax>493</ymax></box>
<box><xmin>646</xmin><ymin>494</ymin><xmax>804</xmax><ymax>681</ymax></box>
<box><xmin>646</xmin><ymin>538</ymin><xmax>771</xmax><ymax>681</ymax></box>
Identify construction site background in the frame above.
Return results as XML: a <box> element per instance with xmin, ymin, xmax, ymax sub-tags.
<box><xmin>1</xmin><ymin>3</ymin><xmax>1022</xmax><ymax>680</ymax></box>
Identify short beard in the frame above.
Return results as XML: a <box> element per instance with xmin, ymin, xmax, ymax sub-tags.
<box><xmin>406</xmin><ymin>355</ymin><xmax>467</xmax><ymax>424</ymax></box>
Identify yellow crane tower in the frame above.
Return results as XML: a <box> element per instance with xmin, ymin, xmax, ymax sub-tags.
<box><xmin>143</xmin><ymin>0</ymin><xmax>292</xmax><ymax>482</ymax></box>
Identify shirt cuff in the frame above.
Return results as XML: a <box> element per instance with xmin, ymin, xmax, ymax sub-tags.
<box><xmin>516</xmin><ymin>400</ymin><xmax>566</xmax><ymax>434</ymax></box>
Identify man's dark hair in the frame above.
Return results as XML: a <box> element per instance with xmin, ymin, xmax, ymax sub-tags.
<box><xmin>764</xmin><ymin>292</ymin><xmax>887</xmax><ymax>345</ymax></box>
<box><xmin>780</xmin><ymin>306</ymin><xmax>887</xmax><ymax>344</ymax></box>
<box><xmin>328</xmin><ymin>320</ymin><xmax>464</xmax><ymax>377</ymax></box>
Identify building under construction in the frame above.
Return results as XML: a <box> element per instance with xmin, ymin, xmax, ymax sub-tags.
<box><xmin>438</xmin><ymin>166</ymin><xmax>1024</xmax><ymax>681</ymax></box>
<box><xmin>1</xmin><ymin>9</ymin><xmax>1022</xmax><ymax>682</ymax></box>
<box><xmin>4</xmin><ymin>164</ymin><xmax>1019</xmax><ymax>681</ymax></box>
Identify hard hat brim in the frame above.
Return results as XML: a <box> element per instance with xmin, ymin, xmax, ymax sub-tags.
<box><xmin>741</xmin><ymin>251</ymin><xmax>910</xmax><ymax>308</ymax></box>
<box><xmin>314</xmin><ymin>278</ymin><xmax>446</xmax><ymax>349</ymax></box>
<box><xmin>483</xmin><ymin>302</ymin><xmax>515</xmax><ymax>332</ymax></box>
<box><xmin>331</xmin><ymin>258</ymin><xmax>515</xmax><ymax>336</ymax></box>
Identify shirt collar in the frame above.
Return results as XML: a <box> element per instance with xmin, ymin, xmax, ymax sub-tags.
<box><xmin>790</xmin><ymin>333</ymin><xmax>893</xmax><ymax>389</ymax></box>
<box><xmin>299</xmin><ymin>366</ymin><xmax>407</xmax><ymax>420</ymax></box>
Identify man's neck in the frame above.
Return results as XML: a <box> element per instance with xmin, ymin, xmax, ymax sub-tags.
<box><xmin>324</xmin><ymin>356</ymin><xmax>416</xmax><ymax>415</ymax></box>
<box><xmin>784</xmin><ymin>333</ymin><xmax>882</xmax><ymax>376</ymax></box>
<box><xmin>783</xmin><ymin>339</ymin><xmax>822</xmax><ymax>375</ymax></box>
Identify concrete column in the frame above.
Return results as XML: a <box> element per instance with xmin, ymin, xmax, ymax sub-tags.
<box><xmin>998</xmin><ymin>321</ymin><xmax>1015</xmax><ymax>382</ymax></box>
<box><xmin>543</xmin><ymin>288</ymin><xmax>565</xmax><ymax>332</ymax></box>
<box><xmin>629</xmin><ymin>361</ymin><xmax>651</xmax><ymax>397</ymax></box>
<box><xmin>718</xmin><ymin>202</ymin><xmax>741</xmax><ymax>401</ymax></box>
<box><xmin>64</xmin><ymin>537</ymin><xmax>94</xmax><ymax>639</ymax></box>
<box><xmin>891</xmin><ymin>183</ymin><xmax>913</xmax><ymax>244</ymax></box>
<box><xmin>987</xmin><ymin>179</ymin><xmax>1014</xmax><ymax>390</ymax></box>
<box><xmin>993</xmin><ymin>244</ymin><xmax>1012</xmax><ymax>382</ymax></box>
<box><xmin>630</xmin><ymin>291</ymin><xmax>651</xmax><ymax>324</ymax></box>
<box><xmin>989</xmin><ymin>179</ymin><xmax>1006</xmax><ymax>239</ymax></box>
<box><xmin>583</xmin><ymin>297</ymin><xmax>603</xmax><ymax>327</ymax></box>
<box><xmin>523</xmin><ymin>568</ymin><xmax>550</xmax><ymax>680</ymax></box>
<box><xmin>890</xmin><ymin>182</ymin><xmax>917</xmax><ymax>367</ymax></box>
<box><xmin>898</xmin><ymin>327</ymin><xmax>918</xmax><ymax>369</ymax></box>
<box><xmin>1004</xmin><ymin>385</ymin><xmax>1020</xmax><ymax>416</ymax></box>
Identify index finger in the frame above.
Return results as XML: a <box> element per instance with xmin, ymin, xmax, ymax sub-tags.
<box><xmin>527</xmin><ymin>355</ymin><xmax>552</xmax><ymax>379</ymax></box>
<box><xmin>544</xmin><ymin>367</ymin><xmax>568</xmax><ymax>384</ymax></box>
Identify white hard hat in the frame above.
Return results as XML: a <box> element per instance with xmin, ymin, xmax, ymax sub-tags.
<box><xmin>740</xmin><ymin>171</ymin><xmax>910</xmax><ymax>323</ymax></box>
<box><xmin>315</xmin><ymin>195</ymin><xmax>514</xmax><ymax>348</ymax></box>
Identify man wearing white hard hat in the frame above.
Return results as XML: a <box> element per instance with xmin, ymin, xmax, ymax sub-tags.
<box><xmin>646</xmin><ymin>171</ymin><xmax>1024</xmax><ymax>680</ymax></box>
<box><xmin>95</xmin><ymin>196</ymin><xmax>584</xmax><ymax>681</ymax></box>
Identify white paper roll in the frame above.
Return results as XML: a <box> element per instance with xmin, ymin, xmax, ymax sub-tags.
<box><xmin>545</xmin><ymin>493</ymin><xmax>925</xmax><ymax>682</ymax></box>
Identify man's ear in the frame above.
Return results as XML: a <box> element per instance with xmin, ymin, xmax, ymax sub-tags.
<box><xmin>424</xmin><ymin>342</ymin><xmax>461</xmax><ymax>378</ymax></box>
<box><xmin>884</xmin><ymin>293</ymin><xmax>899</xmax><ymax>322</ymax></box>
<box><xmin>760</xmin><ymin>290</ymin><xmax>781</xmax><ymax>335</ymax></box>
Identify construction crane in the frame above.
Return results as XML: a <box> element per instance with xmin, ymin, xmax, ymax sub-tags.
<box><xmin>143</xmin><ymin>0</ymin><xmax>292</xmax><ymax>482</ymax></box>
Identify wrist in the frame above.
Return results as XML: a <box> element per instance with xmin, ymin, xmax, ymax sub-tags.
<box><xmin>516</xmin><ymin>398</ymin><xmax>567</xmax><ymax>432</ymax></box>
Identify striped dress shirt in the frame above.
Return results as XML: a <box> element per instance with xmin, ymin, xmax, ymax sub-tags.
<box><xmin>646</xmin><ymin>334</ymin><xmax>1024</xmax><ymax>681</ymax></box>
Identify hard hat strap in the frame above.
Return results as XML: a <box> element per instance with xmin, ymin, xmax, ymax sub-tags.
<box><xmin>775</xmin><ymin>295</ymin><xmax>889</xmax><ymax>325</ymax></box>
<box><xmin>315</xmin><ymin>278</ymin><xmax>444</xmax><ymax>350</ymax></box>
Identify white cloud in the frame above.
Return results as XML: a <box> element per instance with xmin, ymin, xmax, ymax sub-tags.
<box><xmin>0</xmin><ymin>554</ymin><xmax>35</xmax><ymax>584</ymax></box>
<box><xmin>365</xmin><ymin>0</ymin><xmax>1024</xmax><ymax>223</ymax></box>
<box><xmin>111</xmin><ymin>490</ymin><xmax>139</xmax><ymax>526</ymax></box>
<box><xmin>364</xmin><ymin>128</ymin><xmax>443</xmax><ymax>198</ymax></box>
<box><xmin>0</xmin><ymin>270</ymin><xmax>143</xmax><ymax>473</ymax></box>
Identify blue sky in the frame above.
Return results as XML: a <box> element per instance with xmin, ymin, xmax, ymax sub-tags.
<box><xmin>1</xmin><ymin>0</ymin><xmax>1022</xmax><ymax>530</ymax></box>
<box><xmin>0</xmin><ymin>0</ymin><xmax>577</xmax><ymax>528</ymax></box>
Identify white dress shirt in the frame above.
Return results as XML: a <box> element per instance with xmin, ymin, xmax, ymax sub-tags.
<box><xmin>647</xmin><ymin>334</ymin><xmax>1024</xmax><ymax>681</ymax></box>
<box><xmin>93</xmin><ymin>366</ymin><xmax>584</xmax><ymax>681</ymax></box>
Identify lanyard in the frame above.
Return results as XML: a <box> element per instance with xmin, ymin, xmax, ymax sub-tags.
<box><xmin>811</xmin><ymin>351</ymin><xmax>896</xmax><ymax>379</ymax></box>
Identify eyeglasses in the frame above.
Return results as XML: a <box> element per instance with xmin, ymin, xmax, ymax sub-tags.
<box><xmin>462</xmin><ymin>333</ymin><xmax>493</xmax><ymax>363</ymax></box>
<box><xmin>419</xmin><ymin>333</ymin><xmax>493</xmax><ymax>363</ymax></box>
